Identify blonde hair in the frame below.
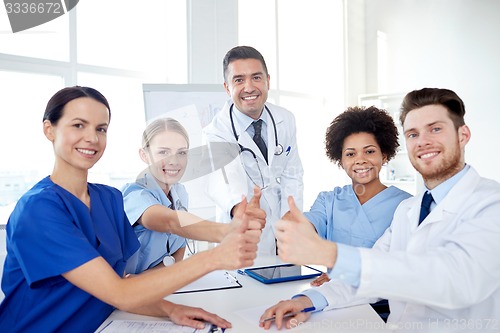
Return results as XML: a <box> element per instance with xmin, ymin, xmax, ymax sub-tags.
<box><xmin>142</xmin><ymin>118</ymin><xmax>189</xmax><ymax>150</ymax></box>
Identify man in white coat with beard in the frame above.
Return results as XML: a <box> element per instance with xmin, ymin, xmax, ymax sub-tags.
<box><xmin>260</xmin><ymin>88</ymin><xmax>500</xmax><ymax>332</ymax></box>
<box><xmin>203</xmin><ymin>46</ymin><xmax>304</xmax><ymax>255</ymax></box>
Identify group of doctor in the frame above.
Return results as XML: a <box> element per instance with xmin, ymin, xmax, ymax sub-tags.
<box><xmin>124</xmin><ymin>46</ymin><xmax>412</xmax><ymax>279</ymax></box>
<box><xmin>0</xmin><ymin>85</ymin><xmax>266</xmax><ymax>332</ymax></box>
<box><xmin>131</xmin><ymin>45</ymin><xmax>500</xmax><ymax>331</ymax></box>
<box><xmin>204</xmin><ymin>46</ymin><xmax>500</xmax><ymax>331</ymax></box>
<box><xmin>257</xmin><ymin>86</ymin><xmax>500</xmax><ymax>331</ymax></box>
<box><xmin>204</xmin><ymin>46</ymin><xmax>409</xmax><ymax>263</ymax></box>
<box><xmin>1</xmin><ymin>43</ymin><xmax>499</xmax><ymax>333</ymax></box>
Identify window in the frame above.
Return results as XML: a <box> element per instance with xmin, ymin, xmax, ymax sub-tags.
<box><xmin>0</xmin><ymin>0</ymin><xmax>346</xmax><ymax>219</ymax></box>
<box><xmin>0</xmin><ymin>71</ymin><xmax>64</xmax><ymax>221</ymax></box>
<box><xmin>76</xmin><ymin>0</ymin><xmax>176</xmax><ymax>78</ymax></box>
<box><xmin>0</xmin><ymin>12</ymin><xmax>69</xmax><ymax>61</ymax></box>
<box><xmin>238</xmin><ymin>0</ymin><xmax>345</xmax><ymax>207</ymax></box>
<box><xmin>77</xmin><ymin>72</ymin><xmax>146</xmax><ymax>186</ymax></box>
<box><xmin>0</xmin><ymin>1</ymin><xmax>188</xmax><ymax>224</ymax></box>
<box><xmin>238</xmin><ymin>0</ymin><xmax>278</xmax><ymax>87</ymax></box>
<box><xmin>277</xmin><ymin>0</ymin><xmax>343</xmax><ymax>96</ymax></box>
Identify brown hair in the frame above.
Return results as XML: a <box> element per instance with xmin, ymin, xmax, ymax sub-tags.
<box><xmin>43</xmin><ymin>86</ymin><xmax>110</xmax><ymax>124</ymax></box>
<box><xmin>400</xmin><ymin>88</ymin><xmax>465</xmax><ymax>129</ymax></box>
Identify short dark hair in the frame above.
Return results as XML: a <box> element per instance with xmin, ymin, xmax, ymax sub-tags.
<box><xmin>400</xmin><ymin>88</ymin><xmax>465</xmax><ymax>129</ymax></box>
<box><xmin>222</xmin><ymin>46</ymin><xmax>268</xmax><ymax>82</ymax></box>
<box><xmin>43</xmin><ymin>86</ymin><xmax>111</xmax><ymax>125</ymax></box>
<box><xmin>325</xmin><ymin>106</ymin><xmax>399</xmax><ymax>165</ymax></box>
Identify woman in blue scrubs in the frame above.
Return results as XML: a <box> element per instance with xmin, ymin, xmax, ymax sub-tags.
<box><xmin>122</xmin><ymin>118</ymin><xmax>191</xmax><ymax>273</ymax></box>
<box><xmin>302</xmin><ymin>106</ymin><xmax>412</xmax><ymax>286</ymax></box>
<box><xmin>0</xmin><ymin>86</ymin><xmax>262</xmax><ymax>333</ymax></box>
<box><xmin>122</xmin><ymin>118</ymin><xmax>258</xmax><ymax>274</ymax></box>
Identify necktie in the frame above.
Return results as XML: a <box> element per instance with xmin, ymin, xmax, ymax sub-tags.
<box><xmin>418</xmin><ymin>191</ymin><xmax>434</xmax><ymax>225</ymax></box>
<box><xmin>252</xmin><ymin>119</ymin><xmax>268</xmax><ymax>163</ymax></box>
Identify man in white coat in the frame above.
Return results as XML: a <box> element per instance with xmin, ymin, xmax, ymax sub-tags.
<box><xmin>203</xmin><ymin>46</ymin><xmax>304</xmax><ymax>255</ymax></box>
<box><xmin>260</xmin><ymin>88</ymin><xmax>500</xmax><ymax>332</ymax></box>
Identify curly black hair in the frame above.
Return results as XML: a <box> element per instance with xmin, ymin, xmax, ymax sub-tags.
<box><xmin>325</xmin><ymin>106</ymin><xmax>399</xmax><ymax>165</ymax></box>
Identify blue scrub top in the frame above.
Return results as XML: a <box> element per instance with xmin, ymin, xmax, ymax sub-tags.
<box><xmin>304</xmin><ymin>185</ymin><xmax>412</xmax><ymax>247</ymax></box>
<box><xmin>0</xmin><ymin>176</ymin><xmax>140</xmax><ymax>333</ymax></box>
<box><xmin>121</xmin><ymin>172</ymin><xmax>187</xmax><ymax>274</ymax></box>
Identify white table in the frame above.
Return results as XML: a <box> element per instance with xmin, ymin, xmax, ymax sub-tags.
<box><xmin>96</xmin><ymin>256</ymin><xmax>388</xmax><ymax>332</ymax></box>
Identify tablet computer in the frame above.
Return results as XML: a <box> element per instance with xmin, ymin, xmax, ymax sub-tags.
<box><xmin>244</xmin><ymin>264</ymin><xmax>323</xmax><ymax>284</ymax></box>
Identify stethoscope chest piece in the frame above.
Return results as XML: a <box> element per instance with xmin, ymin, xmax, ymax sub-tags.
<box><xmin>163</xmin><ymin>255</ymin><xmax>175</xmax><ymax>267</ymax></box>
<box><xmin>274</xmin><ymin>144</ymin><xmax>284</xmax><ymax>156</ymax></box>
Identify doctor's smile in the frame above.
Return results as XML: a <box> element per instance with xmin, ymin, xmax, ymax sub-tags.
<box><xmin>240</xmin><ymin>94</ymin><xmax>263</xmax><ymax>109</ymax></box>
<box><xmin>353</xmin><ymin>168</ymin><xmax>374</xmax><ymax>175</ymax></box>
<box><xmin>418</xmin><ymin>151</ymin><xmax>439</xmax><ymax>160</ymax></box>
<box><xmin>76</xmin><ymin>148</ymin><xmax>97</xmax><ymax>156</ymax></box>
<box><xmin>242</xmin><ymin>95</ymin><xmax>259</xmax><ymax>101</ymax></box>
<box><xmin>157</xmin><ymin>162</ymin><xmax>186</xmax><ymax>183</ymax></box>
<box><xmin>162</xmin><ymin>168</ymin><xmax>181</xmax><ymax>176</ymax></box>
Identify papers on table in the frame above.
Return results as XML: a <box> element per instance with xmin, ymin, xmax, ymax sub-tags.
<box><xmin>234</xmin><ymin>303</ymin><xmax>388</xmax><ymax>332</ymax></box>
<box><xmin>96</xmin><ymin>320</ymin><xmax>215</xmax><ymax>333</ymax></box>
<box><xmin>174</xmin><ymin>270</ymin><xmax>241</xmax><ymax>294</ymax></box>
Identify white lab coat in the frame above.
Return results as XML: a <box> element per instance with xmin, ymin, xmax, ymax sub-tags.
<box><xmin>317</xmin><ymin>166</ymin><xmax>500</xmax><ymax>332</ymax></box>
<box><xmin>203</xmin><ymin>101</ymin><xmax>304</xmax><ymax>255</ymax></box>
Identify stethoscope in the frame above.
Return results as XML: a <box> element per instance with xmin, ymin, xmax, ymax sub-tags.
<box><xmin>162</xmin><ymin>200</ymin><xmax>194</xmax><ymax>266</ymax></box>
<box><xmin>163</xmin><ymin>241</ymin><xmax>176</xmax><ymax>266</ymax></box>
<box><xmin>229</xmin><ymin>103</ymin><xmax>284</xmax><ymax>159</ymax></box>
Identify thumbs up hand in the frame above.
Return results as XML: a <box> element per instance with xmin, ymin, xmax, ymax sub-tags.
<box><xmin>229</xmin><ymin>186</ymin><xmax>266</xmax><ymax>234</ymax></box>
<box><xmin>213</xmin><ymin>196</ymin><xmax>260</xmax><ymax>270</ymax></box>
<box><xmin>276</xmin><ymin>196</ymin><xmax>337</xmax><ymax>268</ymax></box>
<box><xmin>245</xmin><ymin>186</ymin><xmax>266</xmax><ymax>230</ymax></box>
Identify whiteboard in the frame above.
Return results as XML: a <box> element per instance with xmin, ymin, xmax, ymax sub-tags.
<box><xmin>143</xmin><ymin>84</ymin><xmax>228</xmax><ymax>146</ymax></box>
<box><xmin>142</xmin><ymin>84</ymin><xmax>229</xmax><ymax>219</ymax></box>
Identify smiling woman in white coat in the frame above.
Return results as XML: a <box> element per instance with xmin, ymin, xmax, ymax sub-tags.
<box><xmin>260</xmin><ymin>87</ymin><xmax>500</xmax><ymax>332</ymax></box>
<box><xmin>203</xmin><ymin>46</ymin><xmax>304</xmax><ymax>255</ymax></box>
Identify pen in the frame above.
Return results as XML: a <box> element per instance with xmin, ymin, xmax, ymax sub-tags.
<box><xmin>260</xmin><ymin>306</ymin><xmax>316</xmax><ymax>323</ymax></box>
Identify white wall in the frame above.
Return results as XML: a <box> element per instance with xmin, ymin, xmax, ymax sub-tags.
<box><xmin>357</xmin><ymin>0</ymin><xmax>500</xmax><ymax>181</ymax></box>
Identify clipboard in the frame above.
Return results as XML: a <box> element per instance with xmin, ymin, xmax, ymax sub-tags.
<box><xmin>174</xmin><ymin>270</ymin><xmax>242</xmax><ymax>294</ymax></box>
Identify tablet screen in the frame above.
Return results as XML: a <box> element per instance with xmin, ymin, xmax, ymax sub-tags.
<box><xmin>246</xmin><ymin>264</ymin><xmax>321</xmax><ymax>281</ymax></box>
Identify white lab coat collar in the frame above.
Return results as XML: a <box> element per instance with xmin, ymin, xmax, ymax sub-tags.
<box><xmin>231</xmin><ymin>104</ymin><xmax>268</xmax><ymax>137</ymax></box>
<box><xmin>408</xmin><ymin>166</ymin><xmax>481</xmax><ymax>227</ymax></box>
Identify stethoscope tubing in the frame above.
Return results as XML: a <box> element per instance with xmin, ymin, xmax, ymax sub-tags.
<box><xmin>229</xmin><ymin>104</ymin><xmax>284</xmax><ymax>158</ymax></box>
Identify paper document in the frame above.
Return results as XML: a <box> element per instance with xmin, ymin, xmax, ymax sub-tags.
<box><xmin>234</xmin><ymin>304</ymin><xmax>388</xmax><ymax>332</ymax></box>
<box><xmin>97</xmin><ymin>320</ymin><xmax>215</xmax><ymax>333</ymax></box>
<box><xmin>174</xmin><ymin>270</ymin><xmax>241</xmax><ymax>294</ymax></box>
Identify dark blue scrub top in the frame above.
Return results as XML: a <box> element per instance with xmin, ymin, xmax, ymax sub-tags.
<box><xmin>0</xmin><ymin>176</ymin><xmax>140</xmax><ymax>332</ymax></box>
